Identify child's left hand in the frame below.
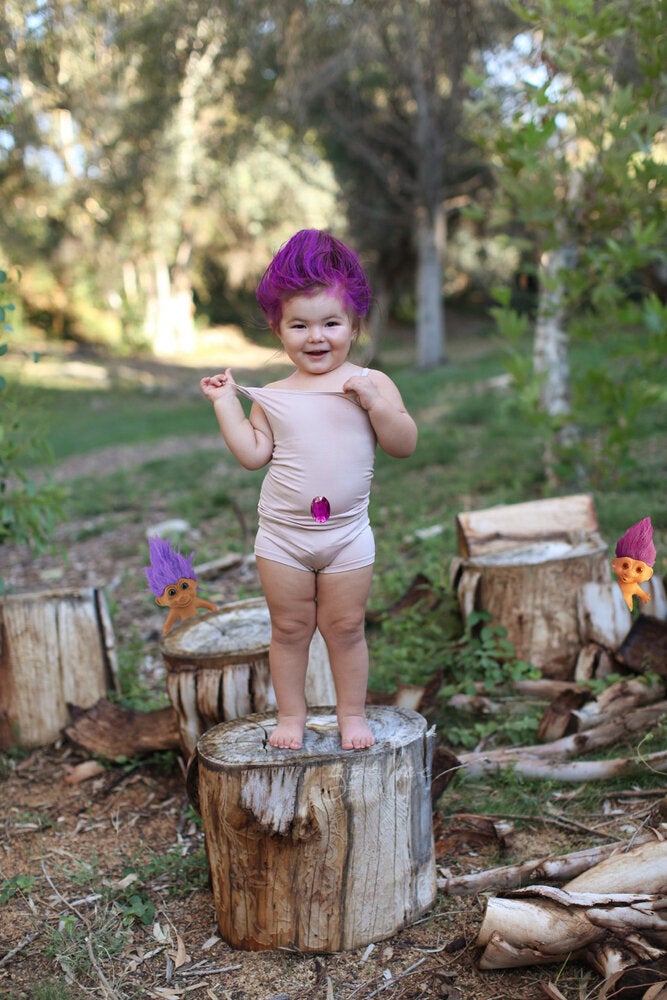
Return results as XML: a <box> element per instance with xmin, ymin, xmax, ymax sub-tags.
<box><xmin>343</xmin><ymin>373</ymin><xmax>381</xmax><ymax>411</ymax></box>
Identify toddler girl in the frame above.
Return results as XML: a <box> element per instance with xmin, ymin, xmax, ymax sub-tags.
<box><xmin>200</xmin><ymin>229</ymin><xmax>417</xmax><ymax>751</ymax></box>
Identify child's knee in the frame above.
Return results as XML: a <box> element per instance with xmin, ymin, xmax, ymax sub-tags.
<box><xmin>318</xmin><ymin>611</ymin><xmax>365</xmax><ymax>647</ymax></box>
<box><xmin>270</xmin><ymin>616</ymin><xmax>316</xmax><ymax>647</ymax></box>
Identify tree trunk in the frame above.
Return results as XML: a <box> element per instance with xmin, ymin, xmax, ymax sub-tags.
<box><xmin>0</xmin><ymin>588</ymin><xmax>118</xmax><ymax>748</ymax></box>
<box><xmin>415</xmin><ymin>203</ymin><xmax>446</xmax><ymax>369</ymax></box>
<box><xmin>160</xmin><ymin>597</ymin><xmax>336</xmax><ymax>755</ymax></box>
<box><xmin>187</xmin><ymin>706</ymin><xmax>437</xmax><ymax>952</ymax></box>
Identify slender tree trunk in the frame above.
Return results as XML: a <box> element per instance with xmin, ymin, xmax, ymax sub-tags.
<box><xmin>363</xmin><ymin>277</ymin><xmax>390</xmax><ymax>365</ymax></box>
<box><xmin>534</xmin><ymin>170</ymin><xmax>583</xmax><ymax>485</ymax></box>
<box><xmin>415</xmin><ymin>203</ymin><xmax>446</xmax><ymax>368</ymax></box>
<box><xmin>534</xmin><ymin>243</ymin><xmax>573</xmax><ymax>421</ymax></box>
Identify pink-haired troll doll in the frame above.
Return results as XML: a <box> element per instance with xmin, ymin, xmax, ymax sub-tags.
<box><xmin>144</xmin><ymin>537</ymin><xmax>217</xmax><ymax>633</ymax></box>
<box><xmin>611</xmin><ymin>516</ymin><xmax>656</xmax><ymax>612</ymax></box>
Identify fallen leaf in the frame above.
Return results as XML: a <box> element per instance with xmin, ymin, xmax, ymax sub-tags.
<box><xmin>115</xmin><ymin>873</ymin><xmax>139</xmax><ymax>890</ymax></box>
<box><xmin>168</xmin><ymin>934</ymin><xmax>190</xmax><ymax>969</ymax></box>
<box><xmin>153</xmin><ymin>922</ymin><xmax>171</xmax><ymax>944</ymax></box>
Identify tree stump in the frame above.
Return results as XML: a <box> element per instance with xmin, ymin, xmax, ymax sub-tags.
<box><xmin>187</xmin><ymin>706</ymin><xmax>437</xmax><ymax>953</ymax></box>
<box><xmin>452</xmin><ymin>495</ymin><xmax>610</xmax><ymax>679</ymax></box>
<box><xmin>0</xmin><ymin>588</ymin><xmax>118</xmax><ymax>748</ymax></box>
<box><xmin>454</xmin><ymin>539</ymin><xmax>610</xmax><ymax>678</ymax></box>
<box><xmin>160</xmin><ymin>597</ymin><xmax>336</xmax><ymax>755</ymax></box>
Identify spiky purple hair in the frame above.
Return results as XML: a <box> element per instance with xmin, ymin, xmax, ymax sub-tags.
<box><xmin>255</xmin><ymin>229</ymin><xmax>372</xmax><ymax>328</ymax></box>
<box><xmin>615</xmin><ymin>516</ymin><xmax>656</xmax><ymax>566</ymax></box>
<box><xmin>144</xmin><ymin>537</ymin><xmax>197</xmax><ymax>596</ymax></box>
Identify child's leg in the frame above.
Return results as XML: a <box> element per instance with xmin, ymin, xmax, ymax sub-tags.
<box><xmin>256</xmin><ymin>557</ymin><xmax>317</xmax><ymax>749</ymax></box>
<box><xmin>316</xmin><ymin>566</ymin><xmax>375</xmax><ymax>750</ymax></box>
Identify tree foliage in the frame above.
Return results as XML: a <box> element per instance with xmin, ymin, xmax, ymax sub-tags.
<box><xmin>472</xmin><ymin>0</ymin><xmax>667</xmax><ymax>487</ymax></box>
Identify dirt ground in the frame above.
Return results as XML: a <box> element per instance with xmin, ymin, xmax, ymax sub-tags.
<box><xmin>1</xmin><ymin>334</ymin><xmax>662</xmax><ymax>999</ymax></box>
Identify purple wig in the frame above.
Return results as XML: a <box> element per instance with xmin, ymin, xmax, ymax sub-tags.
<box><xmin>615</xmin><ymin>516</ymin><xmax>656</xmax><ymax>566</ymax></box>
<box><xmin>144</xmin><ymin>537</ymin><xmax>197</xmax><ymax>596</ymax></box>
<box><xmin>255</xmin><ymin>229</ymin><xmax>372</xmax><ymax>328</ymax></box>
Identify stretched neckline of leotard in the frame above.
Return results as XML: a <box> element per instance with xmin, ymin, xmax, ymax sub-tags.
<box><xmin>234</xmin><ymin>368</ymin><xmax>369</xmax><ymax>397</ymax></box>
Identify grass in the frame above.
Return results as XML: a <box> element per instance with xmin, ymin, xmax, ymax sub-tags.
<box><xmin>4</xmin><ymin>325</ymin><xmax>666</xmax><ymax>749</ymax></box>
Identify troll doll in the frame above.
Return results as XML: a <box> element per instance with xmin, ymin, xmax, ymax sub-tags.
<box><xmin>144</xmin><ymin>537</ymin><xmax>217</xmax><ymax>633</ymax></box>
<box><xmin>611</xmin><ymin>516</ymin><xmax>656</xmax><ymax>612</ymax></box>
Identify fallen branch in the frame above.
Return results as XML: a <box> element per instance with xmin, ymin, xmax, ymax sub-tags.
<box><xmin>460</xmin><ymin>748</ymin><xmax>667</xmax><ymax>782</ymax></box>
<box><xmin>0</xmin><ymin>930</ymin><xmax>42</xmax><ymax>969</ymax></box>
<box><xmin>439</xmin><ymin>831</ymin><xmax>665</xmax><ymax>896</ymax></box>
<box><xmin>458</xmin><ymin>699</ymin><xmax>667</xmax><ymax>779</ymax></box>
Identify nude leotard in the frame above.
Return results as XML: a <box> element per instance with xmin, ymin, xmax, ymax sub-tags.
<box><xmin>235</xmin><ymin>377</ymin><xmax>377</xmax><ymax>574</ymax></box>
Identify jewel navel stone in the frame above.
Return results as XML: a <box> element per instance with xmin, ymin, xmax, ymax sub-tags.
<box><xmin>311</xmin><ymin>496</ymin><xmax>331</xmax><ymax>523</ymax></box>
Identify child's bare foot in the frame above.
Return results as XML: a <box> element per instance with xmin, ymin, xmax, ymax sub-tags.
<box><xmin>269</xmin><ymin>715</ymin><xmax>305</xmax><ymax>750</ymax></box>
<box><xmin>339</xmin><ymin>714</ymin><xmax>375</xmax><ymax>751</ymax></box>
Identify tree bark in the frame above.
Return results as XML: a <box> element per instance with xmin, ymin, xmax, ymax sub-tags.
<box><xmin>64</xmin><ymin>699</ymin><xmax>180</xmax><ymax>759</ymax></box>
<box><xmin>455</xmin><ymin>494</ymin><xmax>599</xmax><ymax>560</ymax></box>
<box><xmin>188</xmin><ymin>706</ymin><xmax>437</xmax><ymax>952</ymax></box>
<box><xmin>0</xmin><ymin>588</ymin><xmax>118</xmax><ymax>748</ymax></box>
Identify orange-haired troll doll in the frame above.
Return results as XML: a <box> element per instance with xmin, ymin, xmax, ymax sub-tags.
<box><xmin>144</xmin><ymin>537</ymin><xmax>217</xmax><ymax>633</ymax></box>
<box><xmin>611</xmin><ymin>516</ymin><xmax>656</xmax><ymax>612</ymax></box>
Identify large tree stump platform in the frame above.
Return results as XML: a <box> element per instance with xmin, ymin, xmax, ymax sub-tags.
<box><xmin>0</xmin><ymin>588</ymin><xmax>118</xmax><ymax>748</ymax></box>
<box><xmin>161</xmin><ymin>597</ymin><xmax>336</xmax><ymax>755</ymax></box>
<box><xmin>187</xmin><ymin>706</ymin><xmax>437</xmax><ymax>953</ymax></box>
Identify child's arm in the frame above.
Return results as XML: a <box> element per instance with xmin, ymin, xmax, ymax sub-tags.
<box><xmin>344</xmin><ymin>371</ymin><xmax>417</xmax><ymax>458</ymax></box>
<box><xmin>200</xmin><ymin>369</ymin><xmax>274</xmax><ymax>469</ymax></box>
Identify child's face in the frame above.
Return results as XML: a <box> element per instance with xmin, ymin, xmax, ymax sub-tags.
<box><xmin>276</xmin><ymin>289</ymin><xmax>357</xmax><ymax>375</ymax></box>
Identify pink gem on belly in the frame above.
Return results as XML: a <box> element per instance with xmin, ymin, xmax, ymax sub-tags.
<box><xmin>311</xmin><ymin>496</ymin><xmax>331</xmax><ymax>523</ymax></box>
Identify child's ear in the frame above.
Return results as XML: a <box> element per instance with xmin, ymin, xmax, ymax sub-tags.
<box><xmin>155</xmin><ymin>594</ymin><xmax>168</xmax><ymax>608</ymax></box>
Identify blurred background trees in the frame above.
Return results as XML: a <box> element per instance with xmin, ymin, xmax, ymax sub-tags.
<box><xmin>1</xmin><ymin>0</ymin><xmax>664</xmax><ymax>377</ymax></box>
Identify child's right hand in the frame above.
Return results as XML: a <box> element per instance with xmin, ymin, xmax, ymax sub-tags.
<box><xmin>200</xmin><ymin>368</ymin><xmax>235</xmax><ymax>402</ymax></box>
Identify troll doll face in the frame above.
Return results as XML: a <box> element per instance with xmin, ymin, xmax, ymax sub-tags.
<box><xmin>611</xmin><ymin>556</ymin><xmax>654</xmax><ymax>585</ymax></box>
<box><xmin>155</xmin><ymin>577</ymin><xmax>199</xmax><ymax>609</ymax></box>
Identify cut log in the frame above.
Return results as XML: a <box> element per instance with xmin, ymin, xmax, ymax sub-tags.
<box><xmin>476</xmin><ymin>840</ymin><xmax>667</xmax><ymax>973</ymax></box>
<box><xmin>187</xmin><ymin>706</ymin><xmax>437</xmax><ymax>953</ymax></box>
<box><xmin>160</xmin><ymin>597</ymin><xmax>336</xmax><ymax>755</ymax></box>
<box><xmin>537</xmin><ymin>677</ymin><xmax>665</xmax><ymax>743</ymax></box>
<box><xmin>455</xmin><ymin>494</ymin><xmax>599</xmax><ymax>560</ymax></box>
<box><xmin>617</xmin><ymin>617</ymin><xmax>667</xmax><ymax>679</ymax></box>
<box><xmin>0</xmin><ymin>588</ymin><xmax>119</xmax><ymax>749</ymax></box>
<box><xmin>454</xmin><ymin>538</ymin><xmax>610</xmax><ymax>679</ymax></box>
<box><xmin>64</xmin><ymin>699</ymin><xmax>180</xmax><ymax>758</ymax></box>
<box><xmin>537</xmin><ymin>687</ymin><xmax>591</xmax><ymax>742</ymax></box>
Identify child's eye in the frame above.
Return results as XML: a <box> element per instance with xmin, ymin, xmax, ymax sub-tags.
<box><xmin>180</xmin><ymin>581</ymin><xmax>190</xmax><ymax>590</ymax></box>
<box><xmin>635</xmin><ymin>564</ymin><xmax>645</xmax><ymax>575</ymax></box>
